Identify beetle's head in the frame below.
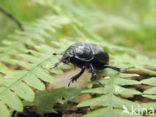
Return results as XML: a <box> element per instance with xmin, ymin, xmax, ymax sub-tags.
<box><xmin>61</xmin><ymin>50</ymin><xmax>73</xmax><ymax>64</ymax></box>
<box><xmin>61</xmin><ymin>57</ymin><xmax>70</xmax><ymax>64</ymax></box>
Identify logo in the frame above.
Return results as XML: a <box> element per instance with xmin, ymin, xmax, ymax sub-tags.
<box><xmin>122</xmin><ymin>105</ymin><xmax>154</xmax><ymax>116</ymax></box>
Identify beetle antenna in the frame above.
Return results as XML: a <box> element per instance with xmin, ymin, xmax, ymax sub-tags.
<box><xmin>50</xmin><ymin>60</ymin><xmax>61</xmax><ymax>69</ymax></box>
<box><xmin>52</xmin><ymin>53</ymin><xmax>63</xmax><ymax>55</ymax></box>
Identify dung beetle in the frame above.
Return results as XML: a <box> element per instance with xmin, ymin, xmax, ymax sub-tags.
<box><xmin>52</xmin><ymin>43</ymin><xmax>120</xmax><ymax>87</ymax></box>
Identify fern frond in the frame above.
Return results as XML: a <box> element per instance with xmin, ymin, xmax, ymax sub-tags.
<box><xmin>0</xmin><ymin>1</ymin><xmax>156</xmax><ymax>117</ymax></box>
<box><xmin>78</xmin><ymin>62</ymin><xmax>156</xmax><ymax>117</ymax></box>
<box><xmin>78</xmin><ymin>71</ymin><xmax>145</xmax><ymax>117</ymax></box>
<box><xmin>0</xmin><ymin>15</ymin><xmax>72</xmax><ymax>117</ymax></box>
<box><xmin>23</xmin><ymin>88</ymin><xmax>81</xmax><ymax>113</ymax></box>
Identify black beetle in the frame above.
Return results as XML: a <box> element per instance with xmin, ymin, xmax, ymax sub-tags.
<box><xmin>52</xmin><ymin>43</ymin><xmax>120</xmax><ymax>87</ymax></box>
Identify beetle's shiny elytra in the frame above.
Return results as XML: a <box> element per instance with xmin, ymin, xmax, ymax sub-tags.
<box><xmin>52</xmin><ymin>43</ymin><xmax>120</xmax><ymax>87</ymax></box>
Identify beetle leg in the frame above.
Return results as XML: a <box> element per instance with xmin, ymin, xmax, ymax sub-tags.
<box><xmin>90</xmin><ymin>64</ymin><xmax>104</xmax><ymax>87</ymax></box>
<box><xmin>104</xmin><ymin>65</ymin><xmax>120</xmax><ymax>72</ymax></box>
<box><xmin>68</xmin><ymin>66</ymin><xmax>85</xmax><ymax>87</ymax></box>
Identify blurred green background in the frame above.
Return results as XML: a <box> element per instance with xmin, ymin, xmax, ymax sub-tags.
<box><xmin>0</xmin><ymin>0</ymin><xmax>155</xmax><ymax>57</ymax></box>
